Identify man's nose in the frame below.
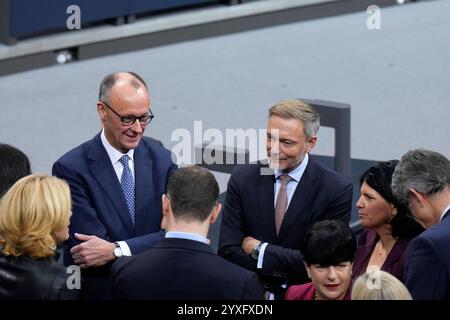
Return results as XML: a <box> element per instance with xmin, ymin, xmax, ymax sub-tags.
<box><xmin>131</xmin><ymin>119</ymin><xmax>143</xmax><ymax>132</ymax></box>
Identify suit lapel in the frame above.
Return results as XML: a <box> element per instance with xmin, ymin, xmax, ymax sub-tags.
<box><xmin>442</xmin><ymin>209</ymin><xmax>450</xmax><ymax>221</ymax></box>
<box><xmin>278</xmin><ymin>158</ymin><xmax>320</xmax><ymax>241</ymax></box>
<box><xmin>257</xmin><ymin>166</ymin><xmax>277</xmax><ymax>243</ymax></box>
<box><xmin>134</xmin><ymin>143</ymin><xmax>155</xmax><ymax>234</ymax></box>
<box><xmin>383</xmin><ymin>237</ymin><xmax>405</xmax><ymax>272</ymax></box>
<box><xmin>87</xmin><ymin>134</ymin><xmax>134</xmax><ymax>235</ymax></box>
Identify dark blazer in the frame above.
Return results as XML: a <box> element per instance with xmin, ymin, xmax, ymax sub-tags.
<box><xmin>352</xmin><ymin>229</ymin><xmax>413</xmax><ymax>283</ymax></box>
<box><xmin>111</xmin><ymin>237</ymin><xmax>264</xmax><ymax>300</ymax></box>
<box><xmin>404</xmin><ymin>209</ymin><xmax>450</xmax><ymax>300</ymax></box>
<box><xmin>218</xmin><ymin>156</ymin><xmax>353</xmax><ymax>294</ymax></box>
<box><xmin>0</xmin><ymin>253</ymin><xmax>80</xmax><ymax>300</ymax></box>
<box><xmin>52</xmin><ymin>133</ymin><xmax>177</xmax><ymax>299</ymax></box>
<box><xmin>285</xmin><ymin>282</ymin><xmax>351</xmax><ymax>300</ymax></box>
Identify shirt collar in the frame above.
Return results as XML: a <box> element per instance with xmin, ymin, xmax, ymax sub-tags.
<box><xmin>274</xmin><ymin>153</ymin><xmax>309</xmax><ymax>182</ymax></box>
<box><xmin>165</xmin><ymin>231</ymin><xmax>209</xmax><ymax>244</ymax></box>
<box><xmin>440</xmin><ymin>204</ymin><xmax>450</xmax><ymax>221</ymax></box>
<box><xmin>101</xmin><ymin>129</ymin><xmax>134</xmax><ymax>164</ymax></box>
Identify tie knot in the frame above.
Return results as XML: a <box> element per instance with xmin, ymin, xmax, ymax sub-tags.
<box><xmin>119</xmin><ymin>155</ymin><xmax>130</xmax><ymax>167</ymax></box>
<box><xmin>279</xmin><ymin>174</ymin><xmax>292</xmax><ymax>187</ymax></box>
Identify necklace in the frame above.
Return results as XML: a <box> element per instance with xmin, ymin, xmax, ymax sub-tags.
<box><xmin>376</xmin><ymin>239</ymin><xmax>395</xmax><ymax>257</ymax></box>
<box><xmin>314</xmin><ymin>290</ymin><xmax>319</xmax><ymax>300</ymax></box>
<box><xmin>368</xmin><ymin>239</ymin><xmax>396</xmax><ymax>268</ymax></box>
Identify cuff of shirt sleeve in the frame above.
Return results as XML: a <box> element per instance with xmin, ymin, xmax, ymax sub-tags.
<box><xmin>116</xmin><ymin>241</ymin><xmax>132</xmax><ymax>256</ymax></box>
<box><xmin>257</xmin><ymin>242</ymin><xmax>268</xmax><ymax>269</ymax></box>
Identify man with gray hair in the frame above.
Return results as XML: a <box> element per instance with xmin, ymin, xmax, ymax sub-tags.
<box><xmin>53</xmin><ymin>72</ymin><xmax>177</xmax><ymax>299</ymax></box>
<box><xmin>392</xmin><ymin>149</ymin><xmax>450</xmax><ymax>299</ymax></box>
<box><xmin>219</xmin><ymin>99</ymin><xmax>353</xmax><ymax>298</ymax></box>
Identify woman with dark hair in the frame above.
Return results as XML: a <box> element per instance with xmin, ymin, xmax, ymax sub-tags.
<box><xmin>285</xmin><ymin>220</ymin><xmax>356</xmax><ymax>300</ymax></box>
<box><xmin>353</xmin><ymin>160</ymin><xmax>424</xmax><ymax>283</ymax></box>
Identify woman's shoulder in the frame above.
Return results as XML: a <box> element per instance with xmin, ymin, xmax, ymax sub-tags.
<box><xmin>358</xmin><ymin>229</ymin><xmax>378</xmax><ymax>246</ymax></box>
<box><xmin>35</xmin><ymin>257</ymin><xmax>81</xmax><ymax>300</ymax></box>
<box><xmin>285</xmin><ymin>282</ymin><xmax>315</xmax><ymax>300</ymax></box>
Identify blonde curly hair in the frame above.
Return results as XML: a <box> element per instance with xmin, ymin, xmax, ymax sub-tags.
<box><xmin>0</xmin><ymin>174</ymin><xmax>71</xmax><ymax>258</ymax></box>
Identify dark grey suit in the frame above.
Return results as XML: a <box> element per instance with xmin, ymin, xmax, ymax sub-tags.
<box><xmin>219</xmin><ymin>157</ymin><xmax>353</xmax><ymax>294</ymax></box>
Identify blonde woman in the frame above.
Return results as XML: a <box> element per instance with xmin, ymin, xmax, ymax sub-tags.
<box><xmin>352</xmin><ymin>268</ymin><xmax>412</xmax><ymax>300</ymax></box>
<box><xmin>0</xmin><ymin>174</ymin><xmax>79</xmax><ymax>299</ymax></box>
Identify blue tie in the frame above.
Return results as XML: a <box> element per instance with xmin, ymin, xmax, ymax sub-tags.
<box><xmin>119</xmin><ymin>155</ymin><xmax>135</xmax><ymax>225</ymax></box>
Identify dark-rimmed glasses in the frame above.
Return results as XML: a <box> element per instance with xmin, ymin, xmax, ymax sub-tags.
<box><xmin>101</xmin><ymin>101</ymin><xmax>154</xmax><ymax>126</ymax></box>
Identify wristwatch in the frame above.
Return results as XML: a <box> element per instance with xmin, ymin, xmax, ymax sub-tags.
<box><xmin>251</xmin><ymin>242</ymin><xmax>263</xmax><ymax>261</ymax></box>
<box><xmin>113</xmin><ymin>242</ymin><xmax>123</xmax><ymax>258</ymax></box>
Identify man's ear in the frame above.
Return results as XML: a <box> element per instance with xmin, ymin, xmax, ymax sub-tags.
<box><xmin>306</xmin><ymin>135</ymin><xmax>317</xmax><ymax>153</ymax></box>
<box><xmin>209</xmin><ymin>202</ymin><xmax>222</xmax><ymax>225</ymax></box>
<box><xmin>161</xmin><ymin>194</ymin><xmax>171</xmax><ymax>230</ymax></box>
<box><xmin>409</xmin><ymin>188</ymin><xmax>424</xmax><ymax>207</ymax></box>
<box><xmin>97</xmin><ymin>101</ymin><xmax>106</xmax><ymax>122</ymax></box>
<box><xmin>162</xmin><ymin>194</ymin><xmax>170</xmax><ymax>216</ymax></box>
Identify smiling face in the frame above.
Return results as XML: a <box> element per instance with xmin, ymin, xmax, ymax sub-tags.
<box><xmin>356</xmin><ymin>181</ymin><xmax>395</xmax><ymax>230</ymax></box>
<box><xmin>307</xmin><ymin>262</ymin><xmax>353</xmax><ymax>300</ymax></box>
<box><xmin>98</xmin><ymin>78</ymin><xmax>150</xmax><ymax>153</ymax></box>
<box><xmin>266</xmin><ymin>115</ymin><xmax>317</xmax><ymax>172</ymax></box>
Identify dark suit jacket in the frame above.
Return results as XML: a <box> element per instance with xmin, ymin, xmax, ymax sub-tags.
<box><xmin>404</xmin><ymin>209</ymin><xmax>450</xmax><ymax>300</ymax></box>
<box><xmin>352</xmin><ymin>229</ymin><xmax>413</xmax><ymax>283</ymax></box>
<box><xmin>111</xmin><ymin>237</ymin><xmax>264</xmax><ymax>300</ymax></box>
<box><xmin>218</xmin><ymin>156</ymin><xmax>353</xmax><ymax>294</ymax></box>
<box><xmin>52</xmin><ymin>133</ymin><xmax>177</xmax><ymax>299</ymax></box>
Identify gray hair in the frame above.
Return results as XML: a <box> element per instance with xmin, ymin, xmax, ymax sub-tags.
<box><xmin>392</xmin><ymin>149</ymin><xmax>450</xmax><ymax>206</ymax></box>
<box><xmin>268</xmin><ymin>99</ymin><xmax>320</xmax><ymax>138</ymax></box>
<box><xmin>98</xmin><ymin>72</ymin><xmax>148</xmax><ymax>104</ymax></box>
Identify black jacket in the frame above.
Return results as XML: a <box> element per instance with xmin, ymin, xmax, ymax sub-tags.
<box><xmin>0</xmin><ymin>252</ymin><xmax>80</xmax><ymax>300</ymax></box>
<box><xmin>111</xmin><ymin>238</ymin><xmax>264</xmax><ymax>300</ymax></box>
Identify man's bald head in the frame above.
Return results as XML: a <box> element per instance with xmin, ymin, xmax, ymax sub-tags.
<box><xmin>99</xmin><ymin>72</ymin><xmax>148</xmax><ymax>104</ymax></box>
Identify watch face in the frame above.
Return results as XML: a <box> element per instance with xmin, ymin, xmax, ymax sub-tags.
<box><xmin>251</xmin><ymin>248</ymin><xmax>259</xmax><ymax>260</ymax></box>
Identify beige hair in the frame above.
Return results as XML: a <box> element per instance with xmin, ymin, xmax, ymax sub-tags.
<box><xmin>268</xmin><ymin>99</ymin><xmax>320</xmax><ymax>138</ymax></box>
<box><xmin>351</xmin><ymin>269</ymin><xmax>412</xmax><ymax>300</ymax></box>
<box><xmin>0</xmin><ymin>174</ymin><xmax>71</xmax><ymax>258</ymax></box>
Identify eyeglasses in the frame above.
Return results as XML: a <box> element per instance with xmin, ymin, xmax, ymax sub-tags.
<box><xmin>101</xmin><ymin>101</ymin><xmax>154</xmax><ymax>126</ymax></box>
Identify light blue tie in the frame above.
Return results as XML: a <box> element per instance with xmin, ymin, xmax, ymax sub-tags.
<box><xmin>119</xmin><ymin>155</ymin><xmax>135</xmax><ymax>225</ymax></box>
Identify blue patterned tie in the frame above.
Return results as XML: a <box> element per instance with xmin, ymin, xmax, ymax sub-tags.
<box><xmin>119</xmin><ymin>155</ymin><xmax>135</xmax><ymax>225</ymax></box>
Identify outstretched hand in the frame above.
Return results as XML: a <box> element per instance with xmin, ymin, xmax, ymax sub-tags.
<box><xmin>70</xmin><ymin>233</ymin><xmax>116</xmax><ymax>269</ymax></box>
